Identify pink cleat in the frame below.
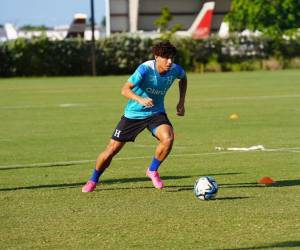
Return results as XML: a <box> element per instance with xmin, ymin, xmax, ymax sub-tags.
<box><xmin>82</xmin><ymin>180</ymin><xmax>97</xmax><ymax>193</ymax></box>
<box><xmin>146</xmin><ymin>169</ymin><xmax>164</xmax><ymax>189</ymax></box>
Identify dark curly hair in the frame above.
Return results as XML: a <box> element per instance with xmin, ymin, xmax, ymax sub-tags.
<box><xmin>152</xmin><ymin>41</ymin><xmax>177</xmax><ymax>58</ymax></box>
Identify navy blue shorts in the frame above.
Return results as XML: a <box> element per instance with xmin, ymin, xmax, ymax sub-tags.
<box><xmin>111</xmin><ymin>113</ymin><xmax>172</xmax><ymax>142</ymax></box>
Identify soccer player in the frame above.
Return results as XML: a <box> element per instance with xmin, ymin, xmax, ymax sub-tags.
<box><xmin>82</xmin><ymin>41</ymin><xmax>187</xmax><ymax>192</ymax></box>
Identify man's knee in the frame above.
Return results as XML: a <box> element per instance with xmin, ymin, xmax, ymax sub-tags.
<box><xmin>106</xmin><ymin>140</ymin><xmax>124</xmax><ymax>155</ymax></box>
<box><xmin>160</xmin><ymin>135</ymin><xmax>174</xmax><ymax>148</ymax></box>
<box><xmin>100</xmin><ymin>140</ymin><xmax>124</xmax><ymax>161</ymax></box>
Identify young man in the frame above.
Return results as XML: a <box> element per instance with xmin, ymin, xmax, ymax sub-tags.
<box><xmin>82</xmin><ymin>41</ymin><xmax>187</xmax><ymax>192</ymax></box>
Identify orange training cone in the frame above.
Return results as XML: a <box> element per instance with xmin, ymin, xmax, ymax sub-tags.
<box><xmin>259</xmin><ymin>176</ymin><xmax>276</xmax><ymax>185</ymax></box>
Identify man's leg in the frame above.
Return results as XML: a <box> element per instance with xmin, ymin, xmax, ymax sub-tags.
<box><xmin>82</xmin><ymin>139</ymin><xmax>125</xmax><ymax>193</ymax></box>
<box><xmin>95</xmin><ymin>139</ymin><xmax>126</xmax><ymax>171</ymax></box>
<box><xmin>153</xmin><ymin>124</ymin><xmax>174</xmax><ymax>161</ymax></box>
<box><xmin>146</xmin><ymin>124</ymin><xmax>174</xmax><ymax>189</ymax></box>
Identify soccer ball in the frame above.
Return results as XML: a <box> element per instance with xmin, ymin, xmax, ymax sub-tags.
<box><xmin>194</xmin><ymin>176</ymin><xmax>218</xmax><ymax>200</ymax></box>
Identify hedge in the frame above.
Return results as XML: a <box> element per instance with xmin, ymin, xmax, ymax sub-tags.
<box><xmin>1</xmin><ymin>34</ymin><xmax>300</xmax><ymax>77</ymax></box>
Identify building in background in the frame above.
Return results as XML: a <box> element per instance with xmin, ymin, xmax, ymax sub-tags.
<box><xmin>0</xmin><ymin>13</ymin><xmax>102</xmax><ymax>41</ymax></box>
<box><xmin>0</xmin><ymin>0</ymin><xmax>231</xmax><ymax>41</ymax></box>
<box><xmin>107</xmin><ymin>0</ymin><xmax>231</xmax><ymax>37</ymax></box>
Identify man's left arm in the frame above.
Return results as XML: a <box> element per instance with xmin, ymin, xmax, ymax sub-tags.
<box><xmin>176</xmin><ymin>75</ymin><xmax>187</xmax><ymax>116</ymax></box>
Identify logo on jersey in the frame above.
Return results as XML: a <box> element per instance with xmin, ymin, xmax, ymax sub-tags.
<box><xmin>146</xmin><ymin>88</ymin><xmax>167</xmax><ymax>95</ymax></box>
<box><xmin>114</xmin><ymin>129</ymin><xmax>121</xmax><ymax>138</ymax></box>
<box><xmin>165</xmin><ymin>76</ymin><xmax>173</xmax><ymax>86</ymax></box>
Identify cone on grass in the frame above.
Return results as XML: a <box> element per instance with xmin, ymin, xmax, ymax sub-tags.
<box><xmin>229</xmin><ymin>113</ymin><xmax>239</xmax><ymax>120</ymax></box>
<box><xmin>259</xmin><ymin>176</ymin><xmax>276</xmax><ymax>185</ymax></box>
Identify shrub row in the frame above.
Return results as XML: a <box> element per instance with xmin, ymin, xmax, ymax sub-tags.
<box><xmin>1</xmin><ymin>34</ymin><xmax>300</xmax><ymax>77</ymax></box>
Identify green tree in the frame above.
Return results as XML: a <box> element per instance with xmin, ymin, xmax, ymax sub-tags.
<box><xmin>154</xmin><ymin>7</ymin><xmax>172</xmax><ymax>32</ymax></box>
<box><xmin>226</xmin><ymin>0</ymin><xmax>300</xmax><ymax>37</ymax></box>
<box><xmin>20</xmin><ymin>25</ymin><xmax>50</xmax><ymax>31</ymax></box>
<box><xmin>154</xmin><ymin>7</ymin><xmax>182</xmax><ymax>40</ymax></box>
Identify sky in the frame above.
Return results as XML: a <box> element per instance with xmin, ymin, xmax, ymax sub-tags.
<box><xmin>0</xmin><ymin>0</ymin><xmax>106</xmax><ymax>27</ymax></box>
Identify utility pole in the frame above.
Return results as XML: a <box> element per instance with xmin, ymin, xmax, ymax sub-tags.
<box><xmin>105</xmin><ymin>0</ymin><xmax>111</xmax><ymax>37</ymax></box>
<box><xmin>90</xmin><ymin>0</ymin><xmax>97</xmax><ymax>76</ymax></box>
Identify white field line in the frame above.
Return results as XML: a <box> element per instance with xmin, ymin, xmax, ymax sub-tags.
<box><xmin>264</xmin><ymin>147</ymin><xmax>300</xmax><ymax>153</ymax></box>
<box><xmin>0</xmin><ymin>159</ymin><xmax>94</xmax><ymax>169</ymax></box>
<box><xmin>58</xmin><ymin>104</ymin><xmax>86</xmax><ymax>108</ymax></box>
<box><xmin>1</xmin><ymin>148</ymin><xmax>299</xmax><ymax>169</ymax></box>
<box><xmin>1</xmin><ymin>94</ymin><xmax>300</xmax><ymax>110</ymax></box>
<box><xmin>0</xmin><ymin>151</ymin><xmax>234</xmax><ymax>169</ymax></box>
<box><xmin>133</xmin><ymin>144</ymin><xmax>186</xmax><ymax>149</ymax></box>
<box><xmin>201</xmin><ymin>94</ymin><xmax>300</xmax><ymax>101</ymax></box>
<box><xmin>222</xmin><ymin>146</ymin><xmax>300</xmax><ymax>153</ymax></box>
<box><xmin>0</xmin><ymin>103</ymin><xmax>87</xmax><ymax>109</ymax></box>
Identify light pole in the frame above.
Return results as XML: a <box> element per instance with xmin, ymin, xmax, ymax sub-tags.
<box><xmin>105</xmin><ymin>0</ymin><xmax>111</xmax><ymax>37</ymax></box>
<box><xmin>90</xmin><ymin>0</ymin><xmax>97</xmax><ymax>76</ymax></box>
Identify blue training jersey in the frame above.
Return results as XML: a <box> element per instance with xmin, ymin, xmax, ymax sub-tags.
<box><xmin>124</xmin><ymin>60</ymin><xmax>186</xmax><ymax>119</ymax></box>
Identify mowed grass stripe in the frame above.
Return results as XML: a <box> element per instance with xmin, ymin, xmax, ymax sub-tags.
<box><xmin>1</xmin><ymin>148</ymin><xmax>300</xmax><ymax>170</ymax></box>
<box><xmin>0</xmin><ymin>70</ymin><xmax>300</xmax><ymax>249</ymax></box>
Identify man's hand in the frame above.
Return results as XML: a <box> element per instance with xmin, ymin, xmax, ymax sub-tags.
<box><xmin>176</xmin><ymin>102</ymin><xmax>185</xmax><ymax>116</ymax></box>
<box><xmin>139</xmin><ymin>97</ymin><xmax>154</xmax><ymax>107</ymax></box>
<box><xmin>122</xmin><ymin>82</ymin><xmax>154</xmax><ymax>107</ymax></box>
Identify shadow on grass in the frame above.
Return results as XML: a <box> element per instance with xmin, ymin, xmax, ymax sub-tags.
<box><xmin>0</xmin><ymin>175</ymin><xmax>191</xmax><ymax>192</ymax></box>
<box><xmin>102</xmin><ymin>175</ymin><xmax>192</xmax><ymax>185</ymax></box>
<box><xmin>215</xmin><ymin>197</ymin><xmax>252</xmax><ymax>200</ymax></box>
<box><xmin>0</xmin><ymin>161</ymin><xmax>89</xmax><ymax>171</ymax></box>
<box><xmin>2</xmin><ymin>177</ymin><xmax>299</xmax><ymax>192</ymax></box>
<box><xmin>221</xmin><ymin>240</ymin><xmax>300</xmax><ymax>250</ymax></box>
<box><xmin>165</xmin><ymin>186</ymin><xmax>252</xmax><ymax>200</ymax></box>
<box><xmin>275</xmin><ymin>179</ymin><xmax>300</xmax><ymax>187</ymax></box>
<box><xmin>220</xmin><ymin>182</ymin><xmax>263</xmax><ymax>188</ymax></box>
<box><xmin>0</xmin><ymin>182</ymin><xmax>86</xmax><ymax>191</ymax></box>
<box><xmin>220</xmin><ymin>179</ymin><xmax>300</xmax><ymax>189</ymax></box>
<box><xmin>0</xmin><ymin>172</ymin><xmax>241</xmax><ymax>192</ymax></box>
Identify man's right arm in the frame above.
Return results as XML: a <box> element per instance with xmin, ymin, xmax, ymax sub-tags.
<box><xmin>176</xmin><ymin>75</ymin><xmax>187</xmax><ymax>116</ymax></box>
<box><xmin>121</xmin><ymin>82</ymin><xmax>154</xmax><ymax>107</ymax></box>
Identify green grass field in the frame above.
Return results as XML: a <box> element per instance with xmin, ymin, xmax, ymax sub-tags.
<box><xmin>1</xmin><ymin>71</ymin><xmax>300</xmax><ymax>249</ymax></box>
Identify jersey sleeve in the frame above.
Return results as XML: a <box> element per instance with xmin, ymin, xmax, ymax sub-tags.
<box><xmin>127</xmin><ymin>64</ymin><xmax>148</xmax><ymax>86</ymax></box>
<box><xmin>175</xmin><ymin>65</ymin><xmax>186</xmax><ymax>79</ymax></box>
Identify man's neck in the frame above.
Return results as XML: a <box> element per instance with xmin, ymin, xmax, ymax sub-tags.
<box><xmin>155</xmin><ymin>62</ymin><xmax>167</xmax><ymax>75</ymax></box>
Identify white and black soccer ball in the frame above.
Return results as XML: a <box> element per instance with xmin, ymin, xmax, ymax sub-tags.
<box><xmin>194</xmin><ymin>176</ymin><xmax>218</xmax><ymax>200</ymax></box>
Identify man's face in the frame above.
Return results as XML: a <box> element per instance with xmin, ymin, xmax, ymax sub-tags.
<box><xmin>155</xmin><ymin>55</ymin><xmax>174</xmax><ymax>72</ymax></box>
